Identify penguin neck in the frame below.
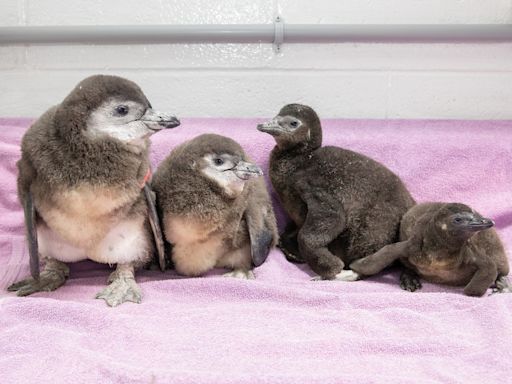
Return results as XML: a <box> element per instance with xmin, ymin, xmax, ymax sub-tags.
<box><xmin>270</xmin><ymin>144</ymin><xmax>303</xmax><ymax>176</ymax></box>
<box><xmin>268</xmin><ymin>143</ymin><xmax>314</xmax><ymax>205</ymax></box>
<box><xmin>425</xmin><ymin>225</ymin><xmax>471</xmax><ymax>254</ymax></box>
<box><xmin>55</xmin><ymin>128</ymin><xmax>148</xmax><ymax>187</ymax></box>
<box><xmin>273</xmin><ymin>139</ymin><xmax>317</xmax><ymax>158</ymax></box>
<box><xmin>191</xmin><ymin>181</ymin><xmax>247</xmax><ymax>227</ymax></box>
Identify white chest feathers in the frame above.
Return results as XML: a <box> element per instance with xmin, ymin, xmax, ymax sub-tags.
<box><xmin>38</xmin><ymin>217</ymin><xmax>150</xmax><ymax>265</ymax></box>
<box><xmin>36</xmin><ymin>185</ymin><xmax>150</xmax><ymax>265</ymax></box>
<box><xmin>38</xmin><ymin>185</ymin><xmax>139</xmax><ymax>247</ymax></box>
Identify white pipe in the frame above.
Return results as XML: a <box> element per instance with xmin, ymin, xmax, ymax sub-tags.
<box><xmin>0</xmin><ymin>24</ymin><xmax>511</xmax><ymax>45</ymax></box>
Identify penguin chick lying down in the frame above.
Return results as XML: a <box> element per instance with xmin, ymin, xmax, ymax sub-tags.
<box><xmin>350</xmin><ymin>203</ymin><xmax>511</xmax><ymax>296</ymax></box>
<box><xmin>8</xmin><ymin>74</ymin><xmax>180</xmax><ymax>306</ymax></box>
<box><xmin>152</xmin><ymin>134</ymin><xmax>278</xmax><ymax>279</ymax></box>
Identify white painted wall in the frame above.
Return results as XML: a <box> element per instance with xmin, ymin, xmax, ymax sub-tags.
<box><xmin>1</xmin><ymin>0</ymin><xmax>512</xmax><ymax>119</ymax></box>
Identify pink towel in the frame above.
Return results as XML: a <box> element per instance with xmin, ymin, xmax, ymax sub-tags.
<box><xmin>0</xmin><ymin>118</ymin><xmax>511</xmax><ymax>383</ymax></box>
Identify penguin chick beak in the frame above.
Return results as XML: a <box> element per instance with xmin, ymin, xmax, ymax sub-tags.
<box><xmin>232</xmin><ymin>161</ymin><xmax>263</xmax><ymax>181</ymax></box>
<box><xmin>465</xmin><ymin>216</ymin><xmax>495</xmax><ymax>231</ymax></box>
<box><xmin>257</xmin><ymin>118</ymin><xmax>283</xmax><ymax>136</ymax></box>
<box><xmin>141</xmin><ymin>109</ymin><xmax>180</xmax><ymax>131</ymax></box>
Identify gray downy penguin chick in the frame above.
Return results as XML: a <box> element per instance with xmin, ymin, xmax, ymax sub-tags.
<box><xmin>257</xmin><ymin>104</ymin><xmax>415</xmax><ymax>281</ymax></box>
<box><xmin>350</xmin><ymin>202</ymin><xmax>511</xmax><ymax>296</ymax></box>
<box><xmin>152</xmin><ymin>134</ymin><xmax>278</xmax><ymax>279</ymax></box>
<box><xmin>8</xmin><ymin>74</ymin><xmax>180</xmax><ymax>306</ymax></box>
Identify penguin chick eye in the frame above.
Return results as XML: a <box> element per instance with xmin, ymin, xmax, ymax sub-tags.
<box><xmin>453</xmin><ymin>217</ymin><xmax>463</xmax><ymax>224</ymax></box>
<box><xmin>213</xmin><ymin>158</ymin><xmax>224</xmax><ymax>166</ymax></box>
<box><xmin>290</xmin><ymin>121</ymin><xmax>299</xmax><ymax>128</ymax></box>
<box><xmin>115</xmin><ymin>105</ymin><xmax>129</xmax><ymax>116</ymax></box>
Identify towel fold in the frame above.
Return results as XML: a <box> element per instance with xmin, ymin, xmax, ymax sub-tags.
<box><xmin>1</xmin><ymin>117</ymin><xmax>511</xmax><ymax>384</ymax></box>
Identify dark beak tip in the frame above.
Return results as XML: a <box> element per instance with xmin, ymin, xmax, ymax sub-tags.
<box><xmin>159</xmin><ymin>119</ymin><xmax>181</xmax><ymax>129</ymax></box>
<box><xmin>479</xmin><ymin>217</ymin><xmax>495</xmax><ymax>226</ymax></box>
<box><xmin>466</xmin><ymin>218</ymin><xmax>495</xmax><ymax>231</ymax></box>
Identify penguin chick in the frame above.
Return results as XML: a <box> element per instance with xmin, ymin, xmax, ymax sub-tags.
<box><xmin>350</xmin><ymin>203</ymin><xmax>511</xmax><ymax>296</ymax></box>
<box><xmin>257</xmin><ymin>104</ymin><xmax>415</xmax><ymax>281</ymax></box>
<box><xmin>152</xmin><ymin>134</ymin><xmax>278</xmax><ymax>279</ymax></box>
<box><xmin>7</xmin><ymin>74</ymin><xmax>180</xmax><ymax>306</ymax></box>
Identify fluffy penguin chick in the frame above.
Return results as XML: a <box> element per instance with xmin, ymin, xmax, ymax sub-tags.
<box><xmin>152</xmin><ymin>134</ymin><xmax>278</xmax><ymax>279</ymax></box>
<box><xmin>8</xmin><ymin>74</ymin><xmax>180</xmax><ymax>306</ymax></box>
<box><xmin>350</xmin><ymin>203</ymin><xmax>511</xmax><ymax>296</ymax></box>
<box><xmin>257</xmin><ymin>104</ymin><xmax>415</xmax><ymax>281</ymax></box>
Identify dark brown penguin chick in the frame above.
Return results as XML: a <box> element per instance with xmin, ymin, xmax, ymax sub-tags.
<box><xmin>7</xmin><ymin>74</ymin><xmax>180</xmax><ymax>306</ymax></box>
<box><xmin>257</xmin><ymin>104</ymin><xmax>415</xmax><ymax>281</ymax></box>
<box><xmin>350</xmin><ymin>203</ymin><xmax>511</xmax><ymax>296</ymax></box>
<box><xmin>152</xmin><ymin>134</ymin><xmax>278</xmax><ymax>279</ymax></box>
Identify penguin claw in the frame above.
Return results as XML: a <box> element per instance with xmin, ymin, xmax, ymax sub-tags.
<box><xmin>96</xmin><ymin>277</ymin><xmax>142</xmax><ymax>307</ymax></box>
<box><xmin>223</xmin><ymin>270</ymin><xmax>255</xmax><ymax>279</ymax></box>
<box><xmin>7</xmin><ymin>270</ymin><xmax>67</xmax><ymax>296</ymax></box>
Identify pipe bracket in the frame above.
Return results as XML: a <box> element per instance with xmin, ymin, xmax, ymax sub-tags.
<box><xmin>273</xmin><ymin>16</ymin><xmax>284</xmax><ymax>52</ymax></box>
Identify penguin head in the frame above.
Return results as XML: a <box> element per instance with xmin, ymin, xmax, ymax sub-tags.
<box><xmin>188</xmin><ymin>134</ymin><xmax>263</xmax><ymax>198</ymax></box>
<box><xmin>54</xmin><ymin>74</ymin><xmax>180</xmax><ymax>147</ymax></box>
<box><xmin>435</xmin><ymin>203</ymin><xmax>494</xmax><ymax>239</ymax></box>
<box><xmin>257</xmin><ymin>104</ymin><xmax>322</xmax><ymax>150</ymax></box>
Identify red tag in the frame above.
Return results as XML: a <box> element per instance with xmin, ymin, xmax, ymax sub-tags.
<box><xmin>140</xmin><ymin>168</ymin><xmax>152</xmax><ymax>188</ymax></box>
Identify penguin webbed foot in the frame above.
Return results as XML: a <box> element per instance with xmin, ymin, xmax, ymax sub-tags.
<box><xmin>97</xmin><ymin>263</ymin><xmax>142</xmax><ymax>306</ymax></box>
<box><xmin>277</xmin><ymin>238</ymin><xmax>304</xmax><ymax>263</ymax></box>
<box><xmin>7</xmin><ymin>263</ymin><xmax>69</xmax><ymax>296</ymax></box>
<box><xmin>96</xmin><ymin>277</ymin><xmax>142</xmax><ymax>307</ymax></box>
<box><xmin>223</xmin><ymin>269</ymin><xmax>255</xmax><ymax>279</ymax></box>
<box><xmin>399</xmin><ymin>269</ymin><xmax>422</xmax><ymax>292</ymax></box>
<box><xmin>278</xmin><ymin>223</ymin><xmax>304</xmax><ymax>263</ymax></box>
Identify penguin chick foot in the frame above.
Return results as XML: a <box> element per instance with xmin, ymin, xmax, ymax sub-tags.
<box><xmin>400</xmin><ymin>270</ymin><xmax>422</xmax><ymax>292</ymax></box>
<box><xmin>7</xmin><ymin>261</ymin><xmax>69</xmax><ymax>296</ymax></box>
<box><xmin>223</xmin><ymin>269</ymin><xmax>255</xmax><ymax>279</ymax></box>
<box><xmin>98</xmin><ymin>263</ymin><xmax>141</xmax><ymax>306</ymax></box>
<box><xmin>107</xmin><ymin>267</ymin><xmax>137</xmax><ymax>284</ymax></box>
<box><xmin>311</xmin><ymin>270</ymin><xmax>361</xmax><ymax>282</ymax></box>
<box><xmin>277</xmin><ymin>240</ymin><xmax>304</xmax><ymax>263</ymax></box>
<box><xmin>96</xmin><ymin>277</ymin><xmax>142</xmax><ymax>307</ymax></box>
<box><xmin>490</xmin><ymin>275</ymin><xmax>512</xmax><ymax>295</ymax></box>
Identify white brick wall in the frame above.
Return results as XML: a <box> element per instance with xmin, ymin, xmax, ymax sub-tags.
<box><xmin>1</xmin><ymin>0</ymin><xmax>512</xmax><ymax>118</ymax></box>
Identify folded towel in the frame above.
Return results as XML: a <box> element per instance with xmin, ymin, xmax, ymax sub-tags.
<box><xmin>1</xmin><ymin>117</ymin><xmax>510</xmax><ymax>383</ymax></box>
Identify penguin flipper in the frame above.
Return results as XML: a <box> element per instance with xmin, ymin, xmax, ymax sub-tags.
<box><xmin>25</xmin><ymin>190</ymin><xmax>40</xmax><ymax>280</ymax></box>
<box><xmin>245</xmin><ymin>206</ymin><xmax>275</xmax><ymax>267</ymax></box>
<box><xmin>350</xmin><ymin>240</ymin><xmax>410</xmax><ymax>276</ymax></box>
<box><xmin>144</xmin><ymin>185</ymin><xmax>166</xmax><ymax>271</ymax></box>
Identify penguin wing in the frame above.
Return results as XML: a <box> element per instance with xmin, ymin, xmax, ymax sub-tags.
<box><xmin>245</xmin><ymin>205</ymin><xmax>275</xmax><ymax>267</ymax></box>
<box><xmin>16</xmin><ymin>153</ymin><xmax>40</xmax><ymax>280</ymax></box>
<box><xmin>143</xmin><ymin>185</ymin><xmax>166</xmax><ymax>271</ymax></box>
<box><xmin>244</xmin><ymin>180</ymin><xmax>278</xmax><ymax>267</ymax></box>
<box><xmin>350</xmin><ymin>240</ymin><xmax>411</xmax><ymax>276</ymax></box>
<box><xmin>24</xmin><ymin>190</ymin><xmax>40</xmax><ymax>280</ymax></box>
